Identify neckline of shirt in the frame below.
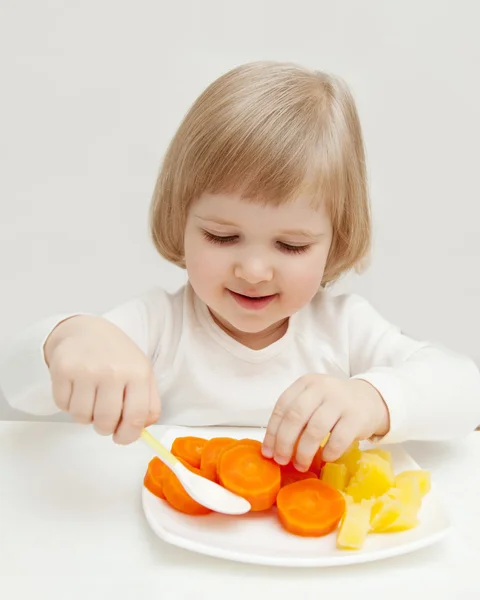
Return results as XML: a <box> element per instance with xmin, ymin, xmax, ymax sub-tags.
<box><xmin>189</xmin><ymin>284</ymin><xmax>298</xmax><ymax>363</ymax></box>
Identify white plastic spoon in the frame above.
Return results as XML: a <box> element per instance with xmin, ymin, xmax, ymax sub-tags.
<box><xmin>140</xmin><ymin>428</ymin><xmax>251</xmax><ymax>515</ymax></box>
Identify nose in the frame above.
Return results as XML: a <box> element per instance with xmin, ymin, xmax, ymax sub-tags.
<box><xmin>234</xmin><ymin>252</ymin><xmax>274</xmax><ymax>284</ymax></box>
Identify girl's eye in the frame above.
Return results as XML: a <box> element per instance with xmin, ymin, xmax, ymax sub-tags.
<box><xmin>202</xmin><ymin>230</ymin><xmax>238</xmax><ymax>244</ymax></box>
<box><xmin>277</xmin><ymin>242</ymin><xmax>311</xmax><ymax>255</ymax></box>
<box><xmin>202</xmin><ymin>230</ymin><xmax>310</xmax><ymax>254</ymax></box>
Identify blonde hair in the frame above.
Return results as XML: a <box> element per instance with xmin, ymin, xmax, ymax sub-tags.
<box><xmin>150</xmin><ymin>61</ymin><xmax>370</xmax><ymax>285</ymax></box>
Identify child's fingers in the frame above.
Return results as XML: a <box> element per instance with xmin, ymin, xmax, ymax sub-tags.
<box><xmin>271</xmin><ymin>387</ymin><xmax>323</xmax><ymax>465</ymax></box>
<box><xmin>321</xmin><ymin>418</ymin><xmax>356</xmax><ymax>462</ymax></box>
<box><xmin>294</xmin><ymin>405</ymin><xmax>340</xmax><ymax>471</ymax></box>
<box><xmin>93</xmin><ymin>381</ymin><xmax>125</xmax><ymax>436</ymax></box>
<box><xmin>262</xmin><ymin>377</ymin><xmax>309</xmax><ymax>457</ymax></box>
<box><xmin>69</xmin><ymin>378</ymin><xmax>96</xmax><ymax>424</ymax></box>
<box><xmin>51</xmin><ymin>374</ymin><xmax>72</xmax><ymax>412</ymax></box>
<box><xmin>145</xmin><ymin>376</ymin><xmax>161</xmax><ymax>426</ymax></box>
<box><xmin>113</xmin><ymin>377</ymin><xmax>150</xmax><ymax>445</ymax></box>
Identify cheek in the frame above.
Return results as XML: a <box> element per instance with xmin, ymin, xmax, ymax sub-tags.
<box><xmin>281</xmin><ymin>251</ymin><xmax>327</xmax><ymax>299</ymax></box>
<box><xmin>185</xmin><ymin>237</ymin><xmax>229</xmax><ymax>289</ymax></box>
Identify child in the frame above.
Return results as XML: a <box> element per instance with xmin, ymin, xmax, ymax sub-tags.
<box><xmin>1</xmin><ymin>61</ymin><xmax>479</xmax><ymax>473</ymax></box>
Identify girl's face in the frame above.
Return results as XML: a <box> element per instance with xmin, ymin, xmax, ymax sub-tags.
<box><xmin>184</xmin><ymin>192</ymin><xmax>333</xmax><ymax>348</ymax></box>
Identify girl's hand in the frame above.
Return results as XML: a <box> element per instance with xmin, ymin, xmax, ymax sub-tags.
<box><xmin>261</xmin><ymin>374</ymin><xmax>389</xmax><ymax>470</ymax></box>
<box><xmin>44</xmin><ymin>315</ymin><xmax>161</xmax><ymax>445</ymax></box>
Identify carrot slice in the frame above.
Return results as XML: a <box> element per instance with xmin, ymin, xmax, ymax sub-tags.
<box><xmin>215</xmin><ymin>438</ymin><xmax>262</xmax><ymax>471</ymax></box>
<box><xmin>143</xmin><ymin>456</ymin><xmax>168</xmax><ymax>499</ymax></box>
<box><xmin>276</xmin><ymin>479</ymin><xmax>346</xmax><ymax>537</ymax></box>
<box><xmin>162</xmin><ymin>458</ymin><xmax>213</xmax><ymax>516</ymax></box>
<box><xmin>291</xmin><ymin>437</ymin><xmax>326</xmax><ymax>475</ymax></box>
<box><xmin>171</xmin><ymin>436</ymin><xmax>208</xmax><ymax>469</ymax></box>
<box><xmin>237</xmin><ymin>438</ymin><xmax>262</xmax><ymax>450</ymax></box>
<box><xmin>200</xmin><ymin>437</ymin><xmax>237</xmax><ymax>481</ymax></box>
<box><xmin>217</xmin><ymin>443</ymin><xmax>281</xmax><ymax>511</ymax></box>
<box><xmin>280</xmin><ymin>463</ymin><xmax>318</xmax><ymax>487</ymax></box>
<box><xmin>310</xmin><ymin>447</ymin><xmax>326</xmax><ymax>476</ymax></box>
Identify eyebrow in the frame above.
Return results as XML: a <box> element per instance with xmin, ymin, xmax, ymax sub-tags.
<box><xmin>195</xmin><ymin>216</ymin><xmax>238</xmax><ymax>227</ymax></box>
<box><xmin>194</xmin><ymin>215</ymin><xmax>324</xmax><ymax>239</ymax></box>
<box><xmin>279</xmin><ymin>228</ymin><xmax>324</xmax><ymax>239</ymax></box>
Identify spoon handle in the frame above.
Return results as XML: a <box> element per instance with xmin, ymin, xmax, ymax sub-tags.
<box><xmin>140</xmin><ymin>428</ymin><xmax>178</xmax><ymax>469</ymax></box>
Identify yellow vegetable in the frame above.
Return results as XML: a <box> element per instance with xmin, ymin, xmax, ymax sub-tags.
<box><xmin>370</xmin><ymin>492</ymin><xmax>421</xmax><ymax>533</ymax></box>
<box><xmin>341</xmin><ymin>492</ymin><xmax>355</xmax><ymax>504</ymax></box>
<box><xmin>395</xmin><ymin>470</ymin><xmax>431</xmax><ymax>497</ymax></box>
<box><xmin>345</xmin><ymin>453</ymin><xmax>394</xmax><ymax>502</ymax></box>
<box><xmin>334</xmin><ymin>441</ymin><xmax>362</xmax><ymax>475</ymax></box>
<box><xmin>364</xmin><ymin>448</ymin><xmax>393</xmax><ymax>466</ymax></box>
<box><xmin>382</xmin><ymin>508</ymin><xmax>420</xmax><ymax>532</ymax></box>
<box><xmin>337</xmin><ymin>500</ymin><xmax>373</xmax><ymax>550</ymax></box>
<box><xmin>333</xmin><ymin>458</ymin><xmax>432</xmax><ymax>546</ymax></box>
<box><xmin>391</xmin><ymin>473</ymin><xmax>422</xmax><ymax>508</ymax></box>
<box><xmin>370</xmin><ymin>495</ymin><xmax>403</xmax><ymax>531</ymax></box>
<box><xmin>321</xmin><ymin>462</ymin><xmax>349</xmax><ymax>491</ymax></box>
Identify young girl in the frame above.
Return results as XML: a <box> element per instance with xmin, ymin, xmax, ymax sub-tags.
<box><xmin>1</xmin><ymin>61</ymin><xmax>479</xmax><ymax>473</ymax></box>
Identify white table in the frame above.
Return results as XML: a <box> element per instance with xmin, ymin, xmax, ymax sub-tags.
<box><xmin>1</xmin><ymin>422</ymin><xmax>479</xmax><ymax>600</ymax></box>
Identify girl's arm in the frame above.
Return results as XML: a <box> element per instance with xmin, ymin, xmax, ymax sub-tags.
<box><xmin>0</xmin><ymin>288</ymin><xmax>170</xmax><ymax>416</ymax></box>
<box><xmin>346</xmin><ymin>295</ymin><xmax>480</xmax><ymax>444</ymax></box>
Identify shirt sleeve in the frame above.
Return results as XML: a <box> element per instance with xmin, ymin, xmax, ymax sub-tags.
<box><xmin>345</xmin><ymin>295</ymin><xmax>480</xmax><ymax>444</ymax></box>
<box><xmin>0</xmin><ymin>287</ymin><xmax>171</xmax><ymax>416</ymax></box>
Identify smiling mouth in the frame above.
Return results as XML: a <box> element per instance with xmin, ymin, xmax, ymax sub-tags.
<box><xmin>228</xmin><ymin>290</ymin><xmax>277</xmax><ymax>310</ymax></box>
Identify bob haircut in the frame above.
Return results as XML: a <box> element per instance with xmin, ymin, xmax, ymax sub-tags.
<box><xmin>150</xmin><ymin>61</ymin><xmax>371</xmax><ymax>285</ymax></box>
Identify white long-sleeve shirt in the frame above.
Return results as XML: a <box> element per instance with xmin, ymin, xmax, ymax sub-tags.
<box><xmin>1</xmin><ymin>283</ymin><xmax>479</xmax><ymax>444</ymax></box>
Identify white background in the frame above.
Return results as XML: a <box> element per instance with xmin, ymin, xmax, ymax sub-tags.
<box><xmin>1</xmin><ymin>0</ymin><xmax>479</xmax><ymax>419</ymax></box>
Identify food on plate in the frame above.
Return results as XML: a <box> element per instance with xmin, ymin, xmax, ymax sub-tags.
<box><xmin>170</xmin><ymin>436</ymin><xmax>208</xmax><ymax>469</ymax></box>
<box><xmin>345</xmin><ymin>453</ymin><xmax>395</xmax><ymax>502</ymax></box>
<box><xmin>364</xmin><ymin>448</ymin><xmax>393</xmax><ymax>465</ymax></box>
<box><xmin>321</xmin><ymin>462</ymin><xmax>349</xmax><ymax>492</ymax></box>
<box><xmin>162</xmin><ymin>457</ymin><xmax>214</xmax><ymax>516</ymax></box>
<box><xmin>336</xmin><ymin>499</ymin><xmax>373</xmax><ymax>549</ymax></box>
<box><xmin>276</xmin><ymin>479</ymin><xmax>346</xmax><ymax>536</ymax></box>
<box><xmin>217</xmin><ymin>442</ymin><xmax>281</xmax><ymax>511</ymax></box>
<box><xmin>333</xmin><ymin>440</ymin><xmax>362</xmax><ymax>475</ymax></box>
<box><xmin>143</xmin><ymin>435</ymin><xmax>432</xmax><ymax>550</ymax></box>
<box><xmin>143</xmin><ymin>456</ymin><xmax>168</xmax><ymax>500</ymax></box>
<box><xmin>395</xmin><ymin>470</ymin><xmax>431</xmax><ymax>497</ymax></box>
<box><xmin>200</xmin><ymin>437</ymin><xmax>237</xmax><ymax>481</ymax></box>
<box><xmin>280</xmin><ymin>462</ymin><xmax>318</xmax><ymax>487</ymax></box>
<box><xmin>369</xmin><ymin>492</ymin><xmax>420</xmax><ymax>533</ymax></box>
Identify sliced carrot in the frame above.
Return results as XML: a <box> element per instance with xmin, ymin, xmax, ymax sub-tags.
<box><xmin>200</xmin><ymin>437</ymin><xmax>237</xmax><ymax>481</ymax></box>
<box><xmin>290</xmin><ymin>436</ymin><xmax>328</xmax><ymax>475</ymax></box>
<box><xmin>217</xmin><ymin>443</ymin><xmax>281</xmax><ymax>511</ymax></box>
<box><xmin>143</xmin><ymin>456</ymin><xmax>168</xmax><ymax>499</ymax></box>
<box><xmin>162</xmin><ymin>458</ymin><xmax>212</xmax><ymax>516</ymax></box>
<box><xmin>215</xmin><ymin>438</ymin><xmax>262</xmax><ymax>471</ymax></box>
<box><xmin>171</xmin><ymin>436</ymin><xmax>208</xmax><ymax>469</ymax></box>
<box><xmin>310</xmin><ymin>447</ymin><xmax>326</xmax><ymax>476</ymax></box>
<box><xmin>276</xmin><ymin>479</ymin><xmax>346</xmax><ymax>537</ymax></box>
<box><xmin>237</xmin><ymin>438</ymin><xmax>262</xmax><ymax>450</ymax></box>
<box><xmin>280</xmin><ymin>463</ymin><xmax>318</xmax><ymax>488</ymax></box>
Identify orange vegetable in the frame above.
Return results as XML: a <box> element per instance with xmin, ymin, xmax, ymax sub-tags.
<box><xmin>280</xmin><ymin>463</ymin><xmax>318</xmax><ymax>487</ymax></box>
<box><xmin>162</xmin><ymin>458</ymin><xmax>213</xmax><ymax>516</ymax></box>
<box><xmin>237</xmin><ymin>438</ymin><xmax>262</xmax><ymax>450</ymax></box>
<box><xmin>276</xmin><ymin>479</ymin><xmax>346</xmax><ymax>537</ymax></box>
<box><xmin>143</xmin><ymin>456</ymin><xmax>169</xmax><ymax>499</ymax></box>
<box><xmin>217</xmin><ymin>443</ymin><xmax>281</xmax><ymax>511</ymax></box>
<box><xmin>215</xmin><ymin>438</ymin><xmax>262</xmax><ymax>470</ymax></box>
<box><xmin>290</xmin><ymin>435</ymin><xmax>328</xmax><ymax>475</ymax></box>
<box><xmin>171</xmin><ymin>436</ymin><xmax>208</xmax><ymax>469</ymax></box>
<box><xmin>284</xmin><ymin>438</ymin><xmax>324</xmax><ymax>475</ymax></box>
<box><xmin>310</xmin><ymin>447</ymin><xmax>326</xmax><ymax>476</ymax></box>
<box><xmin>200</xmin><ymin>437</ymin><xmax>237</xmax><ymax>481</ymax></box>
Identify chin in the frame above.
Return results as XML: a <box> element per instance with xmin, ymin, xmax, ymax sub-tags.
<box><xmin>226</xmin><ymin>312</ymin><xmax>281</xmax><ymax>334</ymax></box>
<box><xmin>232</xmin><ymin>321</ymin><xmax>271</xmax><ymax>334</ymax></box>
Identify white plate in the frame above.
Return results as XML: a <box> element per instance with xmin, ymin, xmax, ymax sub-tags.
<box><xmin>142</xmin><ymin>426</ymin><xmax>452</xmax><ymax>567</ymax></box>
